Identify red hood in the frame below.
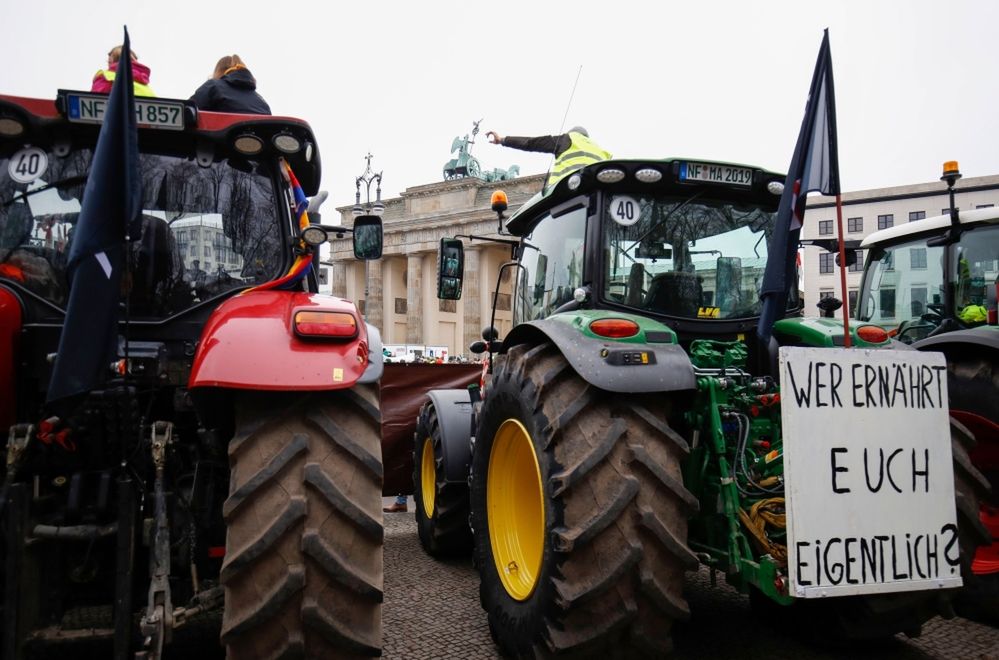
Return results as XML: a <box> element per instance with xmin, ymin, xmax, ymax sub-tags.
<box><xmin>110</xmin><ymin>60</ymin><xmax>152</xmax><ymax>85</ymax></box>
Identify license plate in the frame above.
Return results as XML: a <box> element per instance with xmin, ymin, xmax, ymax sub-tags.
<box><xmin>679</xmin><ymin>162</ymin><xmax>753</xmax><ymax>187</ymax></box>
<box><xmin>65</xmin><ymin>93</ymin><xmax>185</xmax><ymax>130</ymax></box>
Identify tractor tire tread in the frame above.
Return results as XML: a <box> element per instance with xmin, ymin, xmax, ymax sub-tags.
<box><xmin>222</xmin><ymin>388</ymin><xmax>382</xmax><ymax>659</ymax></box>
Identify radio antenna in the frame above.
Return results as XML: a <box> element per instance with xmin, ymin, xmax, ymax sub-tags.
<box><xmin>556</xmin><ymin>65</ymin><xmax>583</xmax><ymax>135</ymax></box>
<box><xmin>543</xmin><ymin>65</ymin><xmax>583</xmax><ymax>192</ymax></box>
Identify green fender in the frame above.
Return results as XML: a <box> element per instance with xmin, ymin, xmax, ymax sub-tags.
<box><xmin>500</xmin><ymin>312</ymin><xmax>696</xmax><ymax>393</ymax></box>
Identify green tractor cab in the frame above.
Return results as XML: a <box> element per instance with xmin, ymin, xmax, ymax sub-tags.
<box><xmin>414</xmin><ymin>155</ymin><xmax>987</xmax><ymax>657</ymax></box>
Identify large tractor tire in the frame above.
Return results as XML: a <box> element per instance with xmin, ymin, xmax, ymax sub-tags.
<box><xmin>944</xmin><ymin>350</ymin><xmax>999</xmax><ymax>623</ymax></box>
<box><xmin>470</xmin><ymin>343</ymin><xmax>699</xmax><ymax>658</ymax></box>
<box><xmin>220</xmin><ymin>387</ymin><xmax>383</xmax><ymax>659</ymax></box>
<box><xmin>766</xmin><ymin>418</ymin><xmax>991</xmax><ymax>640</ymax></box>
<box><xmin>946</xmin><ymin>350</ymin><xmax>999</xmax><ymax>485</ymax></box>
<box><xmin>412</xmin><ymin>402</ymin><xmax>473</xmax><ymax>557</ymax></box>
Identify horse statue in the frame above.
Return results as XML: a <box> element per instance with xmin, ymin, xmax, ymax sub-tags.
<box><xmin>442</xmin><ymin>120</ymin><xmax>483</xmax><ymax>180</ymax></box>
<box><xmin>442</xmin><ymin>121</ymin><xmax>521</xmax><ymax>182</ymax></box>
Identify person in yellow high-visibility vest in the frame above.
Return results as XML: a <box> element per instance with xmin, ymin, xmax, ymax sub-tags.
<box><xmin>91</xmin><ymin>45</ymin><xmax>156</xmax><ymax>97</ymax></box>
<box><xmin>486</xmin><ymin>126</ymin><xmax>611</xmax><ymax>189</ymax></box>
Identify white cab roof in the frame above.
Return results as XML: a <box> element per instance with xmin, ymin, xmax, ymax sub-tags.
<box><xmin>861</xmin><ymin>207</ymin><xmax>999</xmax><ymax>248</ymax></box>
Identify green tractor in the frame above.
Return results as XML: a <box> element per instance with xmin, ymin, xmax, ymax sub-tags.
<box><xmin>855</xmin><ymin>161</ymin><xmax>999</xmax><ymax>620</ymax></box>
<box><xmin>412</xmin><ymin>157</ymin><xmax>990</xmax><ymax>656</ymax></box>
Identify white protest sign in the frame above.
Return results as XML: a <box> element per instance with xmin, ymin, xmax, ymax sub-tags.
<box><xmin>780</xmin><ymin>346</ymin><xmax>962</xmax><ymax>598</ymax></box>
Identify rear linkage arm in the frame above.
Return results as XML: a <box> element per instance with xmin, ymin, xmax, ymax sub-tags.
<box><xmin>137</xmin><ymin>421</ymin><xmax>174</xmax><ymax>660</ymax></box>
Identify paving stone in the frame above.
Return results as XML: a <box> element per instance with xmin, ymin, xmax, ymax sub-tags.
<box><xmin>383</xmin><ymin>505</ymin><xmax>999</xmax><ymax>659</ymax></box>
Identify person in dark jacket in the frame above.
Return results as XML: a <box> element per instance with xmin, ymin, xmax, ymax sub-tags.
<box><xmin>189</xmin><ymin>55</ymin><xmax>271</xmax><ymax>115</ymax></box>
<box><xmin>486</xmin><ymin>126</ymin><xmax>611</xmax><ymax>188</ymax></box>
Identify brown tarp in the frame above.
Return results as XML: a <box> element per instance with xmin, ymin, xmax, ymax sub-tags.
<box><xmin>379</xmin><ymin>363</ymin><xmax>481</xmax><ymax>495</ymax></box>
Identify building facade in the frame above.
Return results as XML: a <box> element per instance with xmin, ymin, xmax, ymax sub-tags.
<box><xmin>327</xmin><ymin>174</ymin><xmax>545</xmax><ymax>359</ymax></box>
<box><xmin>801</xmin><ymin>174</ymin><xmax>999</xmax><ymax>318</ymax></box>
<box><xmin>327</xmin><ymin>171</ymin><xmax>999</xmax><ymax>353</ymax></box>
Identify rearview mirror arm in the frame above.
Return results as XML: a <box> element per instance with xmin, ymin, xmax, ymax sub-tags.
<box><xmin>316</xmin><ymin>223</ymin><xmax>353</xmax><ymax>239</ymax></box>
<box><xmin>454</xmin><ymin>234</ymin><xmax>520</xmax><ymax>247</ymax></box>
<box><xmin>455</xmin><ymin>233</ymin><xmax>521</xmax><ymax>260</ymax></box>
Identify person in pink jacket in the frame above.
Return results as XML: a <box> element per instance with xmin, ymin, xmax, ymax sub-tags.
<box><xmin>91</xmin><ymin>45</ymin><xmax>155</xmax><ymax>96</ymax></box>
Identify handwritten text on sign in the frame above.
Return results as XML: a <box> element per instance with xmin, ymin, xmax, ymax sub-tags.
<box><xmin>779</xmin><ymin>347</ymin><xmax>961</xmax><ymax>598</ymax></box>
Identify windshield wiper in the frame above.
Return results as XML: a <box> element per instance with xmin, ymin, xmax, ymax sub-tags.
<box><xmin>1</xmin><ymin>175</ymin><xmax>88</xmax><ymax>208</ymax></box>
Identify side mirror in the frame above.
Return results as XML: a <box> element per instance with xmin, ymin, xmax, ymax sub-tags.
<box><xmin>835</xmin><ymin>250</ymin><xmax>858</xmax><ymax>268</ymax></box>
<box><xmin>353</xmin><ymin>214</ymin><xmax>383</xmax><ymax>260</ymax></box>
<box><xmin>817</xmin><ymin>296</ymin><xmax>843</xmax><ymax>318</ymax></box>
<box><xmin>438</xmin><ymin>238</ymin><xmax>464</xmax><ymax>300</ymax></box>
<box><xmin>636</xmin><ymin>242</ymin><xmax>672</xmax><ymax>261</ymax></box>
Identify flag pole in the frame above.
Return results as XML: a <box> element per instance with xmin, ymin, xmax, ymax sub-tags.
<box><xmin>835</xmin><ymin>193</ymin><xmax>852</xmax><ymax>347</ymax></box>
<box><xmin>757</xmin><ymin>29</ymin><xmax>839</xmax><ymax>351</ymax></box>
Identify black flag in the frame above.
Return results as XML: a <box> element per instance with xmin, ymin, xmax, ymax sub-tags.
<box><xmin>757</xmin><ymin>29</ymin><xmax>840</xmax><ymax>344</ymax></box>
<box><xmin>47</xmin><ymin>27</ymin><xmax>141</xmax><ymax>404</ymax></box>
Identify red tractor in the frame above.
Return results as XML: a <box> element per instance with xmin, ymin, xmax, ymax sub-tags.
<box><xmin>0</xmin><ymin>89</ymin><xmax>385</xmax><ymax>658</ymax></box>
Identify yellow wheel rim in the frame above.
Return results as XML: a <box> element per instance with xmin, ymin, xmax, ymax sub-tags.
<box><xmin>487</xmin><ymin>418</ymin><xmax>545</xmax><ymax>601</ymax></box>
<box><xmin>420</xmin><ymin>436</ymin><xmax>436</xmax><ymax>517</ymax></box>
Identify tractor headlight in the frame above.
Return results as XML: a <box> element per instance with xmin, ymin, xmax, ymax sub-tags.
<box><xmin>0</xmin><ymin>117</ymin><xmax>25</xmax><ymax>137</ymax></box>
<box><xmin>596</xmin><ymin>168</ymin><xmax>626</xmax><ymax>183</ymax></box>
<box><xmin>273</xmin><ymin>133</ymin><xmax>301</xmax><ymax>154</ymax></box>
<box><xmin>635</xmin><ymin>168</ymin><xmax>662</xmax><ymax>183</ymax></box>
<box><xmin>301</xmin><ymin>225</ymin><xmax>328</xmax><ymax>246</ymax></box>
<box><xmin>233</xmin><ymin>133</ymin><xmax>264</xmax><ymax>155</ymax></box>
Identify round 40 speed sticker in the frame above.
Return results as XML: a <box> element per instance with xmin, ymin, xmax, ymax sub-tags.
<box><xmin>609</xmin><ymin>195</ymin><xmax>641</xmax><ymax>226</ymax></box>
<box><xmin>7</xmin><ymin>146</ymin><xmax>48</xmax><ymax>184</ymax></box>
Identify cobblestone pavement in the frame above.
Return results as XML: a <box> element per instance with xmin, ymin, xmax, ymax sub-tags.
<box><xmin>383</xmin><ymin>505</ymin><xmax>494</xmax><ymax>659</ymax></box>
<box><xmin>383</xmin><ymin>506</ymin><xmax>999</xmax><ymax>660</ymax></box>
<box><xmin>30</xmin><ymin>505</ymin><xmax>999</xmax><ymax>658</ymax></box>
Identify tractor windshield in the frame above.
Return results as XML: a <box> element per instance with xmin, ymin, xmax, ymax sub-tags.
<box><xmin>602</xmin><ymin>193</ymin><xmax>776</xmax><ymax>319</ymax></box>
<box><xmin>0</xmin><ymin>146</ymin><xmax>282</xmax><ymax>317</ymax></box>
<box><xmin>858</xmin><ymin>227</ymin><xmax>999</xmax><ymax>339</ymax></box>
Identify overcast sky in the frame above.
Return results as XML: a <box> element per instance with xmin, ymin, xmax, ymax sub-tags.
<box><xmin>4</xmin><ymin>1</ymin><xmax>997</xmax><ymax>212</ymax></box>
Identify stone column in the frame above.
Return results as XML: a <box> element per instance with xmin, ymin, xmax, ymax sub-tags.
<box><xmin>330</xmin><ymin>262</ymin><xmax>347</xmax><ymax>298</ymax></box>
<box><xmin>365</xmin><ymin>258</ymin><xmax>384</xmax><ymax>332</ymax></box>
<box><xmin>422</xmin><ymin>252</ymin><xmax>436</xmax><ymax>349</ymax></box>
<box><xmin>462</xmin><ymin>247</ymin><xmax>481</xmax><ymax>353</ymax></box>
<box><xmin>380</xmin><ymin>258</ymin><xmax>396</xmax><ymax>342</ymax></box>
<box><xmin>406</xmin><ymin>253</ymin><xmax>423</xmax><ymax>344</ymax></box>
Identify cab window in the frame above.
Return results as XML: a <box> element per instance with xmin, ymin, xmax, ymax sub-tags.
<box><xmin>513</xmin><ymin>205</ymin><xmax>587</xmax><ymax>324</ymax></box>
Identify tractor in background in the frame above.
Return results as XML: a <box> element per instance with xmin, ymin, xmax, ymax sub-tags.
<box><xmin>856</xmin><ymin>160</ymin><xmax>999</xmax><ymax>621</ymax></box>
